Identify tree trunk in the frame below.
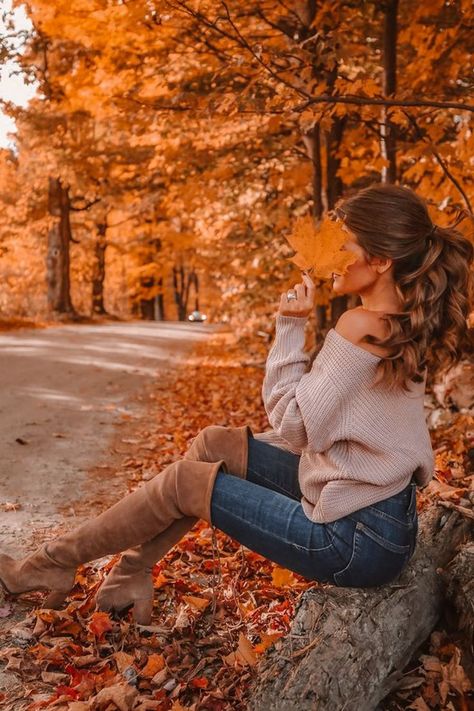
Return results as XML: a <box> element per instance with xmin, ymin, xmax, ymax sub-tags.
<box><xmin>139</xmin><ymin>276</ymin><xmax>156</xmax><ymax>321</ymax></box>
<box><xmin>381</xmin><ymin>0</ymin><xmax>398</xmax><ymax>183</ymax></box>
<box><xmin>172</xmin><ymin>264</ymin><xmax>194</xmax><ymax>321</ymax></box>
<box><xmin>46</xmin><ymin>177</ymin><xmax>75</xmax><ymax>315</ymax></box>
<box><xmin>155</xmin><ymin>276</ymin><xmax>166</xmax><ymax>321</ymax></box>
<box><xmin>91</xmin><ymin>220</ymin><xmax>107</xmax><ymax>315</ymax></box>
<box><xmin>442</xmin><ymin>541</ymin><xmax>474</xmax><ymax>649</ymax></box>
<box><xmin>249</xmin><ymin>504</ymin><xmax>472</xmax><ymax>711</ymax></box>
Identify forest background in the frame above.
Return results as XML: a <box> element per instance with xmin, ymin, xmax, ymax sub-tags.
<box><xmin>0</xmin><ymin>0</ymin><xmax>473</xmax><ymax>339</ymax></box>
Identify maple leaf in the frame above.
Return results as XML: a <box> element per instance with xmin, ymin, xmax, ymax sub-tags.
<box><xmin>285</xmin><ymin>214</ymin><xmax>358</xmax><ymax>279</ymax></box>
<box><xmin>87</xmin><ymin>611</ymin><xmax>113</xmax><ymax>641</ymax></box>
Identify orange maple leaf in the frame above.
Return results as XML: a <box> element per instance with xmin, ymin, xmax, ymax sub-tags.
<box><xmin>87</xmin><ymin>611</ymin><xmax>113</xmax><ymax>641</ymax></box>
<box><xmin>285</xmin><ymin>214</ymin><xmax>358</xmax><ymax>279</ymax></box>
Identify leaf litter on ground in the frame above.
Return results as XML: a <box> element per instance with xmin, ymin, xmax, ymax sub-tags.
<box><xmin>0</xmin><ymin>325</ymin><xmax>472</xmax><ymax>710</ymax></box>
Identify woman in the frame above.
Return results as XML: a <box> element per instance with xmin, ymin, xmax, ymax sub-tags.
<box><xmin>1</xmin><ymin>183</ymin><xmax>472</xmax><ymax>625</ymax></box>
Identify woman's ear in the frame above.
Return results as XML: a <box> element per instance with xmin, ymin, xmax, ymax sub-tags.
<box><xmin>369</xmin><ymin>255</ymin><xmax>393</xmax><ymax>274</ymax></box>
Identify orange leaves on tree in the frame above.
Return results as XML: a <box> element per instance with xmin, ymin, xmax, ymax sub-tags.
<box><xmin>285</xmin><ymin>214</ymin><xmax>358</xmax><ymax>279</ymax></box>
<box><xmin>87</xmin><ymin>611</ymin><xmax>113</xmax><ymax>641</ymax></box>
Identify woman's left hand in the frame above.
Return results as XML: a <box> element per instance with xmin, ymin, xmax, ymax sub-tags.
<box><xmin>278</xmin><ymin>272</ymin><xmax>316</xmax><ymax>318</ymax></box>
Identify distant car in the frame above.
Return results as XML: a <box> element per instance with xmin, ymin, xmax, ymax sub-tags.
<box><xmin>188</xmin><ymin>310</ymin><xmax>207</xmax><ymax>322</ymax></box>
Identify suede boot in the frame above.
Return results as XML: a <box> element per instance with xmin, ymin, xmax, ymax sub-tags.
<box><xmin>95</xmin><ymin>425</ymin><xmax>252</xmax><ymax>622</ymax></box>
<box><xmin>0</xmin><ymin>437</ymin><xmax>242</xmax><ymax>611</ymax></box>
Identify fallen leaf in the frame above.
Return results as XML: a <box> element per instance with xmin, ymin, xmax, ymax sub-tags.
<box><xmin>114</xmin><ymin>651</ymin><xmax>135</xmax><ymax>674</ymax></box>
<box><xmin>182</xmin><ymin>595</ymin><xmax>210</xmax><ymax>611</ymax></box>
<box><xmin>271</xmin><ymin>566</ymin><xmax>296</xmax><ymax>588</ymax></box>
<box><xmin>140</xmin><ymin>653</ymin><xmax>165</xmax><ymax>678</ymax></box>
<box><xmin>254</xmin><ymin>632</ymin><xmax>284</xmax><ymax>654</ymax></box>
<box><xmin>87</xmin><ymin>611</ymin><xmax>113</xmax><ymax>641</ymax></box>
<box><xmin>235</xmin><ymin>633</ymin><xmax>257</xmax><ymax>667</ymax></box>
<box><xmin>90</xmin><ymin>682</ymin><xmax>138</xmax><ymax>711</ymax></box>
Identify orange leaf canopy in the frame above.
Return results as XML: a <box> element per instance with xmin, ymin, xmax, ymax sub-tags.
<box><xmin>285</xmin><ymin>214</ymin><xmax>358</xmax><ymax>279</ymax></box>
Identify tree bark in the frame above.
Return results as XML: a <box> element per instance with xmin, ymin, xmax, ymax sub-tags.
<box><xmin>155</xmin><ymin>276</ymin><xmax>166</xmax><ymax>321</ymax></box>
<box><xmin>442</xmin><ymin>541</ymin><xmax>474</xmax><ymax>650</ymax></box>
<box><xmin>91</xmin><ymin>220</ymin><xmax>107</xmax><ymax>315</ymax></box>
<box><xmin>46</xmin><ymin>177</ymin><xmax>75</xmax><ymax>315</ymax></box>
<box><xmin>172</xmin><ymin>264</ymin><xmax>195</xmax><ymax>321</ymax></box>
<box><xmin>249</xmin><ymin>504</ymin><xmax>472</xmax><ymax>711</ymax></box>
<box><xmin>381</xmin><ymin>0</ymin><xmax>398</xmax><ymax>183</ymax></box>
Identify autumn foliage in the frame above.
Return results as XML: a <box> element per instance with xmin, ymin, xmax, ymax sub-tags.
<box><xmin>0</xmin><ymin>0</ymin><xmax>472</xmax><ymax>328</ymax></box>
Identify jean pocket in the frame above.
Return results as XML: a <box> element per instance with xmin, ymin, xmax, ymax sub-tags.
<box><xmin>367</xmin><ymin>482</ymin><xmax>417</xmax><ymax>529</ymax></box>
<box><xmin>333</xmin><ymin>521</ymin><xmax>411</xmax><ymax>588</ymax></box>
<box><xmin>407</xmin><ymin>482</ymin><xmax>417</xmax><ymax>519</ymax></box>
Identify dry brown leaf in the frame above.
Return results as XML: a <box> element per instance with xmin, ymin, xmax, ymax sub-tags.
<box><xmin>182</xmin><ymin>594</ymin><xmax>211</xmax><ymax>611</ymax></box>
<box><xmin>425</xmin><ymin>479</ymin><xmax>466</xmax><ymax>500</ymax></box>
<box><xmin>90</xmin><ymin>682</ymin><xmax>138</xmax><ymax>711</ymax></box>
<box><xmin>40</xmin><ymin>670</ymin><xmax>68</xmax><ymax>684</ymax></box>
<box><xmin>235</xmin><ymin>632</ymin><xmax>257</xmax><ymax>667</ymax></box>
<box><xmin>407</xmin><ymin>696</ymin><xmax>431</xmax><ymax>711</ymax></box>
<box><xmin>442</xmin><ymin>646</ymin><xmax>472</xmax><ymax>695</ymax></box>
<box><xmin>114</xmin><ymin>651</ymin><xmax>135</xmax><ymax>673</ymax></box>
<box><xmin>173</xmin><ymin>605</ymin><xmax>191</xmax><ymax>630</ymax></box>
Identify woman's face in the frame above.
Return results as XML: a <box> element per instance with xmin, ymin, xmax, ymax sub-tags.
<box><xmin>331</xmin><ymin>226</ymin><xmax>383</xmax><ymax>295</ymax></box>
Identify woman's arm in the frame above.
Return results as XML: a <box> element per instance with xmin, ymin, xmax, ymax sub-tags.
<box><xmin>262</xmin><ymin>314</ymin><xmax>343</xmax><ymax>453</ymax></box>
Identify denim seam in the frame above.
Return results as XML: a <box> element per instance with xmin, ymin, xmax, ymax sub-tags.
<box><xmin>211</xmin><ymin>503</ymin><xmax>336</xmax><ymax>553</ymax></box>
<box><xmin>357</xmin><ymin>521</ymin><xmax>410</xmax><ymax>554</ymax></box>
<box><xmin>247</xmin><ymin>467</ymin><xmax>301</xmax><ymax>500</ymax></box>
<box><xmin>365</xmin><ymin>506</ymin><xmax>413</xmax><ymax>530</ymax></box>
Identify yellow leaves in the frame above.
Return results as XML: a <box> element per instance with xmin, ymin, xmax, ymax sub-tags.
<box><xmin>285</xmin><ymin>214</ymin><xmax>357</xmax><ymax>279</ymax></box>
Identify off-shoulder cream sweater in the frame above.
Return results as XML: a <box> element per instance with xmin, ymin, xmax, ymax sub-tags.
<box><xmin>254</xmin><ymin>314</ymin><xmax>435</xmax><ymax>523</ymax></box>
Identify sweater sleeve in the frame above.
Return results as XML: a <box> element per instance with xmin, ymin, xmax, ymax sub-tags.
<box><xmin>262</xmin><ymin>314</ymin><xmax>344</xmax><ymax>453</ymax></box>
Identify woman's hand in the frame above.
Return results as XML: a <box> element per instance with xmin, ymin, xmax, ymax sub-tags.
<box><xmin>278</xmin><ymin>272</ymin><xmax>316</xmax><ymax>318</ymax></box>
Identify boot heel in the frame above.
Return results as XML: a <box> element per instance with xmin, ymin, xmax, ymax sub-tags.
<box><xmin>43</xmin><ymin>590</ymin><xmax>70</xmax><ymax>609</ymax></box>
<box><xmin>133</xmin><ymin>598</ymin><xmax>154</xmax><ymax>626</ymax></box>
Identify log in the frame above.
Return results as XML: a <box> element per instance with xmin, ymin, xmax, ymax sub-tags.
<box><xmin>441</xmin><ymin>541</ymin><xmax>474</xmax><ymax>678</ymax></box>
<box><xmin>249</xmin><ymin>503</ymin><xmax>473</xmax><ymax>711</ymax></box>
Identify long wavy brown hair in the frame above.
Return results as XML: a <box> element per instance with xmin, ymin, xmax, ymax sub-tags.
<box><xmin>333</xmin><ymin>183</ymin><xmax>474</xmax><ymax>393</ymax></box>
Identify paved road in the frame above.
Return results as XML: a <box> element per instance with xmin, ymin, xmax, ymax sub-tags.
<box><xmin>0</xmin><ymin>320</ymin><xmax>217</xmax><ymax>553</ymax></box>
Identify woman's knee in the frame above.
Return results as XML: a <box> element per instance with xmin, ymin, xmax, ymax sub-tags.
<box><xmin>184</xmin><ymin>425</ymin><xmax>251</xmax><ymax>477</ymax></box>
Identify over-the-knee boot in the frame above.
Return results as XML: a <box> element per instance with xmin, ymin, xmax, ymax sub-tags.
<box><xmin>0</xmin><ymin>446</ymin><xmax>237</xmax><ymax>611</ymax></box>
<box><xmin>95</xmin><ymin>425</ymin><xmax>252</xmax><ymax>623</ymax></box>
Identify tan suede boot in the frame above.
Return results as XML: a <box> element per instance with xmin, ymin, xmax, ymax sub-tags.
<box><xmin>95</xmin><ymin>425</ymin><xmax>252</xmax><ymax>623</ymax></box>
<box><xmin>0</xmin><ymin>449</ymin><xmax>233</xmax><ymax>611</ymax></box>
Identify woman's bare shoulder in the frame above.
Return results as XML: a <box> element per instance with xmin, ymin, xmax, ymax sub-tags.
<box><xmin>334</xmin><ymin>308</ymin><xmax>392</xmax><ymax>357</ymax></box>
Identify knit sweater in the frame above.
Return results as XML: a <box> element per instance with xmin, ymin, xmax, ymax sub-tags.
<box><xmin>255</xmin><ymin>314</ymin><xmax>435</xmax><ymax>523</ymax></box>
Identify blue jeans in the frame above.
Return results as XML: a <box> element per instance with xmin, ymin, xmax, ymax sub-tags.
<box><xmin>210</xmin><ymin>434</ymin><xmax>418</xmax><ymax>587</ymax></box>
